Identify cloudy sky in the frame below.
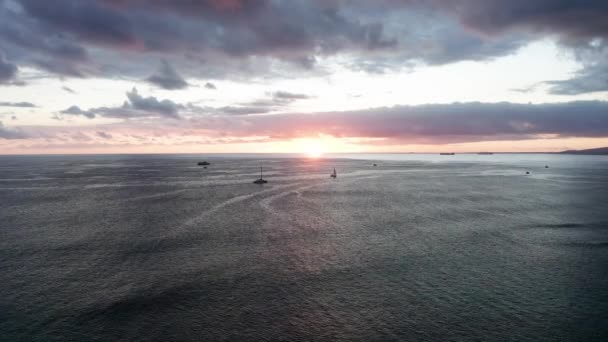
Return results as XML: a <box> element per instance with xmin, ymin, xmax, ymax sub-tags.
<box><xmin>1</xmin><ymin>0</ymin><xmax>607</xmax><ymax>154</ymax></box>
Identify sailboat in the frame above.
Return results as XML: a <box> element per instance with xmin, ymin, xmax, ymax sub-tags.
<box><xmin>330</xmin><ymin>168</ymin><xmax>337</xmax><ymax>178</ymax></box>
<box><xmin>253</xmin><ymin>166</ymin><xmax>268</xmax><ymax>184</ymax></box>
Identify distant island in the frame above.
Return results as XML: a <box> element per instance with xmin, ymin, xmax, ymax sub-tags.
<box><xmin>560</xmin><ymin>147</ymin><xmax>608</xmax><ymax>155</ymax></box>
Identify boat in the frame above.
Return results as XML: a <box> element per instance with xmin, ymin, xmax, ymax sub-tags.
<box><xmin>440</xmin><ymin>153</ymin><xmax>455</xmax><ymax>155</ymax></box>
<box><xmin>253</xmin><ymin>166</ymin><xmax>268</xmax><ymax>184</ymax></box>
<box><xmin>330</xmin><ymin>168</ymin><xmax>337</xmax><ymax>178</ymax></box>
<box><xmin>198</xmin><ymin>161</ymin><xmax>210</xmax><ymax>166</ymax></box>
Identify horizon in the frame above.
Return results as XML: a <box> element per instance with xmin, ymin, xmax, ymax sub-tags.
<box><xmin>1</xmin><ymin>1</ymin><xmax>608</xmax><ymax>154</ymax></box>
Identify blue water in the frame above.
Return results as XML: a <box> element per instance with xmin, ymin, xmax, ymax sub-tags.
<box><xmin>1</xmin><ymin>154</ymin><xmax>607</xmax><ymax>341</ymax></box>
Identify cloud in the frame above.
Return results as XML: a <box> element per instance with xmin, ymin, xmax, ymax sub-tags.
<box><xmin>19</xmin><ymin>0</ymin><xmax>136</xmax><ymax>47</ymax></box>
<box><xmin>2</xmin><ymin>0</ymin><xmax>607</xmax><ymax>95</ymax></box>
<box><xmin>0</xmin><ymin>120</ymin><xmax>27</xmax><ymax>139</ymax></box>
<box><xmin>125</xmin><ymin>87</ymin><xmax>182</xmax><ymax>117</ymax></box>
<box><xmin>273</xmin><ymin>91</ymin><xmax>311</xmax><ymax>100</ymax></box>
<box><xmin>547</xmin><ymin>63</ymin><xmax>608</xmax><ymax>95</ymax></box>
<box><xmin>62</xmin><ymin>86</ymin><xmax>77</xmax><ymax>93</ymax></box>
<box><xmin>96</xmin><ymin>131</ymin><xmax>112</xmax><ymax>139</ymax></box>
<box><xmin>10</xmin><ymin>101</ymin><xmax>608</xmax><ymax>148</ymax></box>
<box><xmin>0</xmin><ymin>53</ymin><xmax>18</xmax><ymax>83</ymax></box>
<box><xmin>60</xmin><ymin>87</ymin><xmax>183</xmax><ymax>119</ymax></box>
<box><xmin>211</xmin><ymin>90</ymin><xmax>313</xmax><ymax>116</ymax></box>
<box><xmin>61</xmin><ymin>105</ymin><xmax>95</xmax><ymax>118</ymax></box>
<box><xmin>146</xmin><ymin>60</ymin><xmax>188</xmax><ymax>90</ymax></box>
<box><xmin>200</xmin><ymin>101</ymin><xmax>608</xmax><ymax>143</ymax></box>
<box><xmin>204</xmin><ymin>82</ymin><xmax>216</xmax><ymax>90</ymax></box>
<box><xmin>216</xmin><ymin>106</ymin><xmax>273</xmax><ymax>116</ymax></box>
<box><xmin>0</xmin><ymin>101</ymin><xmax>36</xmax><ymax>107</ymax></box>
<box><xmin>544</xmin><ymin>42</ymin><xmax>608</xmax><ymax>95</ymax></box>
<box><xmin>408</xmin><ymin>0</ymin><xmax>608</xmax><ymax>41</ymax></box>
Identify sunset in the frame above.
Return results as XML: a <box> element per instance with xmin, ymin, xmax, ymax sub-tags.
<box><xmin>1</xmin><ymin>1</ymin><xmax>608</xmax><ymax>341</ymax></box>
<box><xmin>1</xmin><ymin>0</ymin><xmax>607</xmax><ymax>154</ymax></box>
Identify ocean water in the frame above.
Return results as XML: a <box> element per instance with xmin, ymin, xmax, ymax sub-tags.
<box><xmin>1</xmin><ymin>154</ymin><xmax>607</xmax><ymax>341</ymax></box>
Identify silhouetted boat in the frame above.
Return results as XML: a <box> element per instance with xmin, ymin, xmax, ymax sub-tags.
<box><xmin>330</xmin><ymin>168</ymin><xmax>337</xmax><ymax>178</ymax></box>
<box><xmin>440</xmin><ymin>153</ymin><xmax>455</xmax><ymax>155</ymax></box>
<box><xmin>253</xmin><ymin>166</ymin><xmax>268</xmax><ymax>184</ymax></box>
<box><xmin>198</xmin><ymin>161</ymin><xmax>210</xmax><ymax>166</ymax></box>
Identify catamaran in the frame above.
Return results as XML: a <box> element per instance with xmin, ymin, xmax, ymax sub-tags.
<box><xmin>254</xmin><ymin>166</ymin><xmax>268</xmax><ymax>184</ymax></box>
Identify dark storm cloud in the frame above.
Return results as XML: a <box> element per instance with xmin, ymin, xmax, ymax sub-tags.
<box><xmin>0</xmin><ymin>2</ymin><xmax>90</xmax><ymax>77</ymax></box>
<box><xmin>1</xmin><ymin>0</ymin><xmax>606</xmax><ymax>93</ymax></box>
<box><xmin>1</xmin><ymin>0</ymin><xmax>398</xmax><ymax>79</ymax></box>
<box><xmin>0</xmin><ymin>53</ymin><xmax>18</xmax><ymax>83</ymax></box>
<box><xmin>0</xmin><ymin>101</ymin><xmax>36</xmax><ymax>107</ymax></box>
<box><xmin>391</xmin><ymin>0</ymin><xmax>607</xmax><ymax>43</ymax></box>
<box><xmin>19</xmin><ymin>0</ymin><xmax>136</xmax><ymax>46</ymax></box>
<box><xmin>211</xmin><ymin>101</ymin><xmax>608</xmax><ymax>143</ymax></box>
<box><xmin>146</xmin><ymin>60</ymin><xmax>188</xmax><ymax>90</ymax></box>
<box><xmin>61</xmin><ymin>88</ymin><xmax>183</xmax><ymax>119</ymax></box>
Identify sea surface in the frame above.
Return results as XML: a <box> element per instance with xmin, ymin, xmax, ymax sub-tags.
<box><xmin>1</xmin><ymin>154</ymin><xmax>608</xmax><ymax>341</ymax></box>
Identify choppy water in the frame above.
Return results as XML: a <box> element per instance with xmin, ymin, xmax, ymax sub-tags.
<box><xmin>1</xmin><ymin>154</ymin><xmax>608</xmax><ymax>341</ymax></box>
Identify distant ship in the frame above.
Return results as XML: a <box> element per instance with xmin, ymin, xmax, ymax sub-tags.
<box><xmin>477</xmin><ymin>152</ymin><xmax>494</xmax><ymax>155</ymax></box>
<box><xmin>197</xmin><ymin>161</ymin><xmax>210</xmax><ymax>166</ymax></box>
<box><xmin>330</xmin><ymin>168</ymin><xmax>337</xmax><ymax>178</ymax></box>
<box><xmin>253</xmin><ymin>166</ymin><xmax>268</xmax><ymax>184</ymax></box>
<box><xmin>440</xmin><ymin>153</ymin><xmax>455</xmax><ymax>155</ymax></box>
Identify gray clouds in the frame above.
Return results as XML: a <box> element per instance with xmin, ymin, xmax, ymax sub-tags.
<box><xmin>547</xmin><ymin>63</ymin><xmax>608</xmax><ymax>95</ymax></box>
<box><xmin>206</xmin><ymin>101</ymin><xmax>608</xmax><ymax>143</ymax></box>
<box><xmin>146</xmin><ymin>60</ymin><xmax>188</xmax><ymax>90</ymax></box>
<box><xmin>0</xmin><ymin>0</ymin><xmax>606</xmax><ymax>94</ymax></box>
<box><xmin>0</xmin><ymin>0</ymin><xmax>532</xmax><ymax>80</ymax></box>
<box><xmin>273</xmin><ymin>91</ymin><xmax>312</xmax><ymax>100</ymax></box>
<box><xmin>61</xmin><ymin>105</ymin><xmax>95</xmax><ymax>118</ymax></box>
<box><xmin>0</xmin><ymin>101</ymin><xmax>35</xmax><ymax>107</ymax></box>
<box><xmin>0</xmin><ymin>120</ymin><xmax>27</xmax><ymax>139</ymax></box>
<box><xmin>0</xmin><ymin>53</ymin><xmax>18</xmax><ymax>83</ymax></box>
<box><xmin>61</xmin><ymin>87</ymin><xmax>183</xmax><ymax>119</ymax></box>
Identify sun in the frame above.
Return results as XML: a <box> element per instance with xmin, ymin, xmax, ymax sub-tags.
<box><xmin>304</xmin><ymin>142</ymin><xmax>325</xmax><ymax>158</ymax></box>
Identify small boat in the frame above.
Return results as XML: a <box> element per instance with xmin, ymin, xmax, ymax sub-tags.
<box><xmin>330</xmin><ymin>168</ymin><xmax>337</xmax><ymax>178</ymax></box>
<box><xmin>373</xmin><ymin>163</ymin><xmax>378</xmax><ymax>167</ymax></box>
<box><xmin>440</xmin><ymin>153</ymin><xmax>455</xmax><ymax>155</ymax></box>
<box><xmin>253</xmin><ymin>166</ymin><xmax>268</xmax><ymax>184</ymax></box>
<box><xmin>198</xmin><ymin>161</ymin><xmax>210</xmax><ymax>166</ymax></box>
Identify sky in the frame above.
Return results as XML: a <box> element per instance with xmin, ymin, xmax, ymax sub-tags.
<box><xmin>0</xmin><ymin>0</ymin><xmax>607</xmax><ymax>154</ymax></box>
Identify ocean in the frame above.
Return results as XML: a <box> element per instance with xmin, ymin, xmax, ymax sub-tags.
<box><xmin>1</xmin><ymin>154</ymin><xmax>607</xmax><ymax>341</ymax></box>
